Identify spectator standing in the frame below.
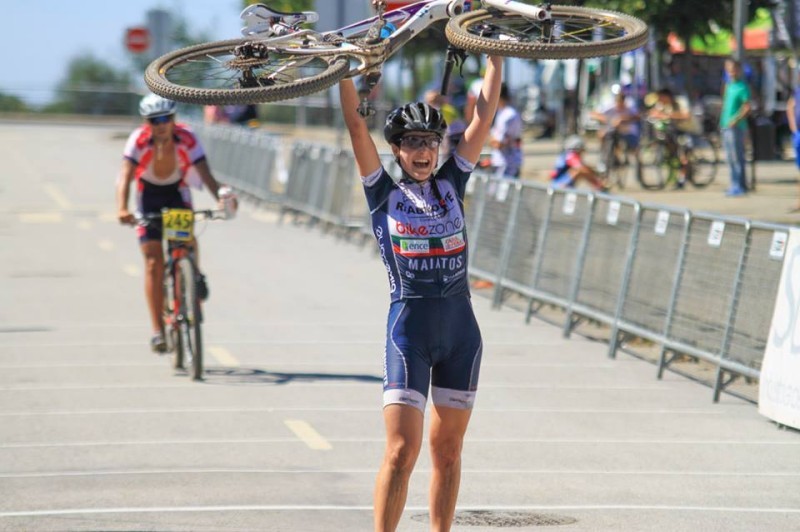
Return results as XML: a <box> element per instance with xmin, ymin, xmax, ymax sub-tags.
<box><xmin>489</xmin><ymin>84</ymin><xmax>524</xmax><ymax>178</ymax></box>
<box><xmin>719</xmin><ymin>58</ymin><xmax>751</xmax><ymax>197</ymax></box>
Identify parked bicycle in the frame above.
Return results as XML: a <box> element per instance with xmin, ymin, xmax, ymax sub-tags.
<box><xmin>598</xmin><ymin>126</ymin><xmax>640</xmax><ymax>190</ymax></box>
<box><xmin>136</xmin><ymin>208</ymin><xmax>228</xmax><ymax>381</ymax></box>
<box><xmin>638</xmin><ymin>119</ymin><xmax>719</xmax><ymax>190</ymax></box>
<box><xmin>144</xmin><ymin>1</ymin><xmax>647</xmax><ymax>109</ymax></box>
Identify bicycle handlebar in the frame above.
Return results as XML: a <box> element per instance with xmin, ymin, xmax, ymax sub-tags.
<box><xmin>134</xmin><ymin>208</ymin><xmax>229</xmax><ymax>227</ymax></box>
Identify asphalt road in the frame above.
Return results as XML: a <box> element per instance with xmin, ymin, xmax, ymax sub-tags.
<box><xmin>1</xmin><ymin>121</ymin><xmax>799</xmax><ymax>531</ymax></box>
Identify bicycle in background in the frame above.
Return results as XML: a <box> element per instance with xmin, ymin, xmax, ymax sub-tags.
<box><xmin>638</xmin><ymin>118</ymin><xmax>719</xmax><ymax>190</ymax></box>
<box><xmin>136</xmin><ymin>208</ymin><xmax>229</xmax><ymax>381</ymax></box>
<box><xmin>598</xmin><ymin>125</ymin><xmax>641</xmax><ymax>190</ymax></box>
<box><xmin>145</xmin><ymin>1</ymin><xmax>648</xmax><ymax>110</ymax></box>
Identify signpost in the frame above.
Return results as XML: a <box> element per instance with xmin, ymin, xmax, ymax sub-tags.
<box><xmin>125</xmin><ymin>27</ymin><xmax>151</xmax><ymax>54</ymax></box>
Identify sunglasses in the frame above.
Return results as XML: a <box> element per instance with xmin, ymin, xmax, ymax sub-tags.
<box><xmin>400</xmin><ymin>136</ymin><xmax>441</xmax><ymax>150</ymax></box>
<box><xmin>148</xmin><ymin>115</ymin><xmax>172</xmax><ymax>125</ymax></box>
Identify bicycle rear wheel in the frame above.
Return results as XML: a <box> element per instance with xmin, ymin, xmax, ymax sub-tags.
<box><xmin>446</xmin><ymin>6</ymin><xmax>648</xmax><ymax>59</ymax></box>
<box><xmin>145</xmin><ymin>38</ymin><xmax>354</xmax><ymax>105</ymax></box>
<box><xmin>638</xmin><ymin>140</ymin><xmax>669</xmax><ymax>190</ymax></box>
<box><xmin>686</xmin><ymin>136</ymin><xmax>718</xmax><ymax>188</ymax></box>
<box><xmin>175</xmin><ymin>258</ymin><xmax>203</xmax><ymax>381</ymax></box>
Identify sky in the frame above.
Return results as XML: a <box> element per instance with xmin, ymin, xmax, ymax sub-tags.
<box><xmin>1</xmin><ymin>0</ymin><xmax>245</xmax><ymax>105</ymax></box>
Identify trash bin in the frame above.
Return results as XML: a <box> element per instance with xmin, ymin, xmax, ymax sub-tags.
<box><xmin>752</xmin><ymin>116</ymin><xmax>776</xmax><ymax>161</ymax></box>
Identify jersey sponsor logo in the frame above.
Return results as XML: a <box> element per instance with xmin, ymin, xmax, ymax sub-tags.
<box><xmin>375</xmin><ymin>226</ymin><xmax>397</xmax><ymax>293</ymax></box>
<box><xmin>399</xmin><ymin>239</ymin><xmax>430</xmax><ymax>255</ymax></box>
<box><xmin>442</xmin><ymin>232</ymin><xmax>465</xmax><ymax>253</ymax></box>
<box><xmin>407</xmin><ymin>256</ymin><xmax>465</xmax><ymax>272</ymax></box>
<box><xmin>393</xmin><ymin>217</ymin><xmax>463</xmax><ymax>237</ymax></box>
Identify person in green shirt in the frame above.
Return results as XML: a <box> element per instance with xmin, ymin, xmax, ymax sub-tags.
<box><xmin>719</xmin><ymin>58</ymin><xmax>751</xmax><ymax>197</ymax></box>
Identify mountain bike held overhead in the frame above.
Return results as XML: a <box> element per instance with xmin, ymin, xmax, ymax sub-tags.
<box><xmin>144</xmin><ymin>0</ymin><xmax>648</xmax><ymax>107</ymax></box>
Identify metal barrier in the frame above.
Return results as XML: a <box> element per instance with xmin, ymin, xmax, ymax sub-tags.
<box><xmin>192</xmin><ymin>122</ymin><xmax>792</xmax><ymax>403</ymax></box>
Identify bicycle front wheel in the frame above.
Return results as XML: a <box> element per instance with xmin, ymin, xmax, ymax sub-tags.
<box><xmin>687</xmin><ymin>136</ymin><xmax>719</xmax><ymax>188</ymax></box>
<box><xmin>175</xmin><ymin>258</ymin><xmax>203</xmax><ymax>381</ymax></box>
<box><xmin>446</xmin><ymin>6</ymin><xmax>648</xmax><ymax>59</ymax></box>
<box><xmin>638</xmin><ymin>140</ymin><xmax>669</xmax><ymax>190</ymax></box>
<box><xmin>145</xmin><ymin>38</ymin><xmax>353</xmax><ymax>105</ymax></box>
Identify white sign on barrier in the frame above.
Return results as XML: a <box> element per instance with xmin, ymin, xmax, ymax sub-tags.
<box><xmin>606</xmin><ymin>201</ymin><xmax>621</xmax><ymax>226</ymax></box>
<box><xmin>770</xmin><ymin>231</ymin><xmax>788</xmax><ymax>260</ymax></box>
<box><xmin>562</xmin><ymin>193</ymin><xmax>577</xmax><ymax>215</ymax></box>
<box><xmin>759</xmin><ymin>228</ymin><xmax>800</xmax><ymax>430</ymax></box>
<box><xmin>707</xmin><ymin>220</ymin><xmax>725</xmax><ymax>247</ymax></box>
<box><xmin>654</xmin><ymin>210</ymin><xmax>670</xmax><ymax>235</ymax></box>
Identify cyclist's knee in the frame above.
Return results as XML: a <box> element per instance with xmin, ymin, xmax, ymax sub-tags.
<box><xmin>383</xmin><ymin>439</ymin><xmax>420</xmax><ymax>474</ymax></box>
<box><xmin>429</xmin><ymin>435</ymin><xmax>464</xmax><ymax>468</ymax></box>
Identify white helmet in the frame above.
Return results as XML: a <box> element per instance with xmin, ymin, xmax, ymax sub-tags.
<box><xmin>139</xmin><ymin>94</ymin><xmax>177</xmax><ymax>118</ymax></box>
<box><xmin>565</xmin><ymin>135</ymin><xmax>584</xmax><ymax>151</ymax></box>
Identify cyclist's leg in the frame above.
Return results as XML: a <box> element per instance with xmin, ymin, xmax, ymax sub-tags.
<box><xmin>375</xmin><ymin>405</ymin><xmax>424</xmax><ymax>532</ymax></box>
<box><xmin>140</xmin><ymin>239</ymin><xmax>166</xmax><ymax>345</ymax></box>
<box><xmin>428</xmin><ymin>295</ymin><xmax>483</xmax><ymax>530</ymax></box>
<box><xmin>377</xmin><ymin>300</ymin><xmax>430</xmax><ymax>531</ymax></box>
<box><xmin>428</xmin><ymin>405</ymin><xmax>471</xmax><ymax>531</ymax></box>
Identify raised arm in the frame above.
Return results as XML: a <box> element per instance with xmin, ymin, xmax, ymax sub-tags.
<box><xmin>456</xmin><ymin>56</ymin><xmax>503</xmax><ymax>164</ymax></box>
<box><xmin>339</xmin><ymin>78</ymin><xmax>382</xmax><ymax>177</ymax></box>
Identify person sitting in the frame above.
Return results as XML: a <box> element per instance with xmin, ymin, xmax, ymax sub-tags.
<box><xmin>590</xmin><ymin>87</ymin><xmax>641</xmax><ymax>159</ymax></box>
<box><xmin>550</xmin><ymin>135</ymin><xmax>608</xmax><ymax>191</ymax></box>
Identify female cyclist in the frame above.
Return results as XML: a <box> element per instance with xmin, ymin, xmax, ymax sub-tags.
<box><xmin>339</xmin><ymin>54</ymin><xmax>503</xmax><ymax>531</ymax></box>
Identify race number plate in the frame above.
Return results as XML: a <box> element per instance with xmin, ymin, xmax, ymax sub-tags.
<box><xmin>162</xmin><ymin>208</ymin><xmax>194</xmax><ymax>241</ymax></box>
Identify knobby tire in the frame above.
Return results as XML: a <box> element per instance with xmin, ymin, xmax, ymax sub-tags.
<box><xmin>145</xmin><ymin>38</ymin><xmax>353</xmax><ymax>105</ymax></box>
<box><xmin>446</xmin><ymin>6</ymin><xmax>648</xmax><ymax>60</ymax></box>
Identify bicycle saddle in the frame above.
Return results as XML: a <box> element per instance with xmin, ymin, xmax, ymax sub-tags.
<box><xmin>240</xmin><ymin>4</ymin><xmax>319</xmax><ymax>37</ymax></box>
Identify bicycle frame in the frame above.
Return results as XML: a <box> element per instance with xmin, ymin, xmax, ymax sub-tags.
<box><xmin>249</xmin><ymin>0</ymin><xmax>550</xmax><ymax>77</ymax></box>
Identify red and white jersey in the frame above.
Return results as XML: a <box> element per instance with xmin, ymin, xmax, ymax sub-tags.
<box><xmin>122</xmin><ymin>123</ymin><xmax>206</xmax><ymax>186</ymax></box>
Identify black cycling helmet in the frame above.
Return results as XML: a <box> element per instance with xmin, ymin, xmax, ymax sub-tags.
<box><xmin>383</xmin><ymin>102</ymin><xmax>447</xmax><ymax>145</ymax></box>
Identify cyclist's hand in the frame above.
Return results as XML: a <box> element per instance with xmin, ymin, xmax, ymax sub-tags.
<box><xmin>118</xmin><ymin>210</ymin><xmax>136</xmax><ymax>226</ymax></box>
<box><xmin>372</xmin><ymin>0</ymin><xmax>387</xmax><ymax>10</ymax></box>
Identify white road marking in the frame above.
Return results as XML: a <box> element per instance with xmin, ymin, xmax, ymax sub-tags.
<box><xmin>76</xmin><ymin>220</ymin><xmax>92</xmax><ymax>230</ymax></box>
<box><xmin>0</xmin><ymin>503</ymin><xmax>798</xmax><ymax>518</ymax></box>
<box><xmin>19</xmin><ymin>212</ymin><xmax>62</xmax><ymax>223</ymax></box>
<box><xmin>1</xmin><ymin>437</ymin><xmax>798</xmax><ymax>449</ymax></box>
<box><xmin>42</xmin><ymin>183</ymin><xmax>71</xmax><ymax>209</ymax></box>
<box><xmin>0</xmin><ymin>407</ymin><xmax>724</xmax><ymax>416</ymax></box>
<box><xmin>284</xmin><ymin>419</ymin><xmax>332</xmax><ymax>450</ymax></box>
<box><xmin>97</xmin><ymin>239</ymin><xmax>115</xmax><ymax>251</ymax></box>
<box><xmin>208</xmin><ymin>346</ymin><xmax>239</xmax><ymax>367</ymax></box>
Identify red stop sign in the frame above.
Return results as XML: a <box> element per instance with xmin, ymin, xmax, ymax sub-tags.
<box><xmin>125</xmin><ymin>27</ymin><xmax>150</xmax><ymax>54</ymax></box>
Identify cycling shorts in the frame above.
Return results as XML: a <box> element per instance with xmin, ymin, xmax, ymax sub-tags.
<box><xmin>136</xmin><ymin>181</ymin><xmax>192</xmax><ymax>243</ymax></box>
<box><xmin>383</xmin><ymin>294</ymin><xmax>483</xmax><ymax>412</ymax></box>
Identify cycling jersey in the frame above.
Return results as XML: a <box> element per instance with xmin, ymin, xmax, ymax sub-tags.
<box><xmin>364</xmin><ymin>154</ymin><xmax>483</xmax><ymax>412</ymax></box>
<box><xmin>123</xmin><ymin>123</ymin><xmax>205</xmax><ymax>242</ymax></box>
<box><xmin>363</xmin><ymin>155</ymin><xmax>473</xmax><ymax>301</ymax></box>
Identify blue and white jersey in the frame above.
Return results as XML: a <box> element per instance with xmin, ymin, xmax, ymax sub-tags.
<box><xmin>363</xmin><ymin>155</ymin><xmax>475</xmax><ymax>301</ymax></box>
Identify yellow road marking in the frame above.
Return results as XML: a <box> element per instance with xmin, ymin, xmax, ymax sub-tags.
<box><xmin>122</xmin><ymin>264</ymin><xmax>139</xmax><ymax>277</ymax></box>
<box><xmin>76</xmin><ymin>220</ymin><xmax>92</xmax><ymax>231</ymax></box>
<box><xmin>251</xmin><ymin>211</ymin><xmax>280</xmax><ymax>223</ymax></box>
<box><xmin>42</xmin><ymin>183</ymin><xmax>71</xmax><ymax>210</ymax></box>
<box><xmin>208</xmin><ymin>346</ymin><xmax>239</xmax><ymax>367</ymax></box>
<box><xmin>284</xmin><ymin>420</ymin><xmax>332</xmax><ymax>450</ymax></box>
<box><xmin>97</xmin><ymin>239</ymin><xmax>114</xmax><ymax>251</ymax></box>
<box><xmin>19</xmin><ymin>212</ymin><xmax>63</xmax><ymax>223</ymax></box>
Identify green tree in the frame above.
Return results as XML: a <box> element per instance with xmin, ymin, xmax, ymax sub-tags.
<box><xmin>51</xmin><ymin>54</ymin><xmax>133</xmax><ymax>115</ymax></box>
<box><xmin>0</xmin><ymin>93</ymin><xmax>29</xmax><ymax>113</ymax></box>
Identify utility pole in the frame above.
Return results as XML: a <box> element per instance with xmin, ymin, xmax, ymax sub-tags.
<box><xmin>733</xmin><ymin>0</ymin><xmax>748</xmax><ymax>61</ymax></box>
